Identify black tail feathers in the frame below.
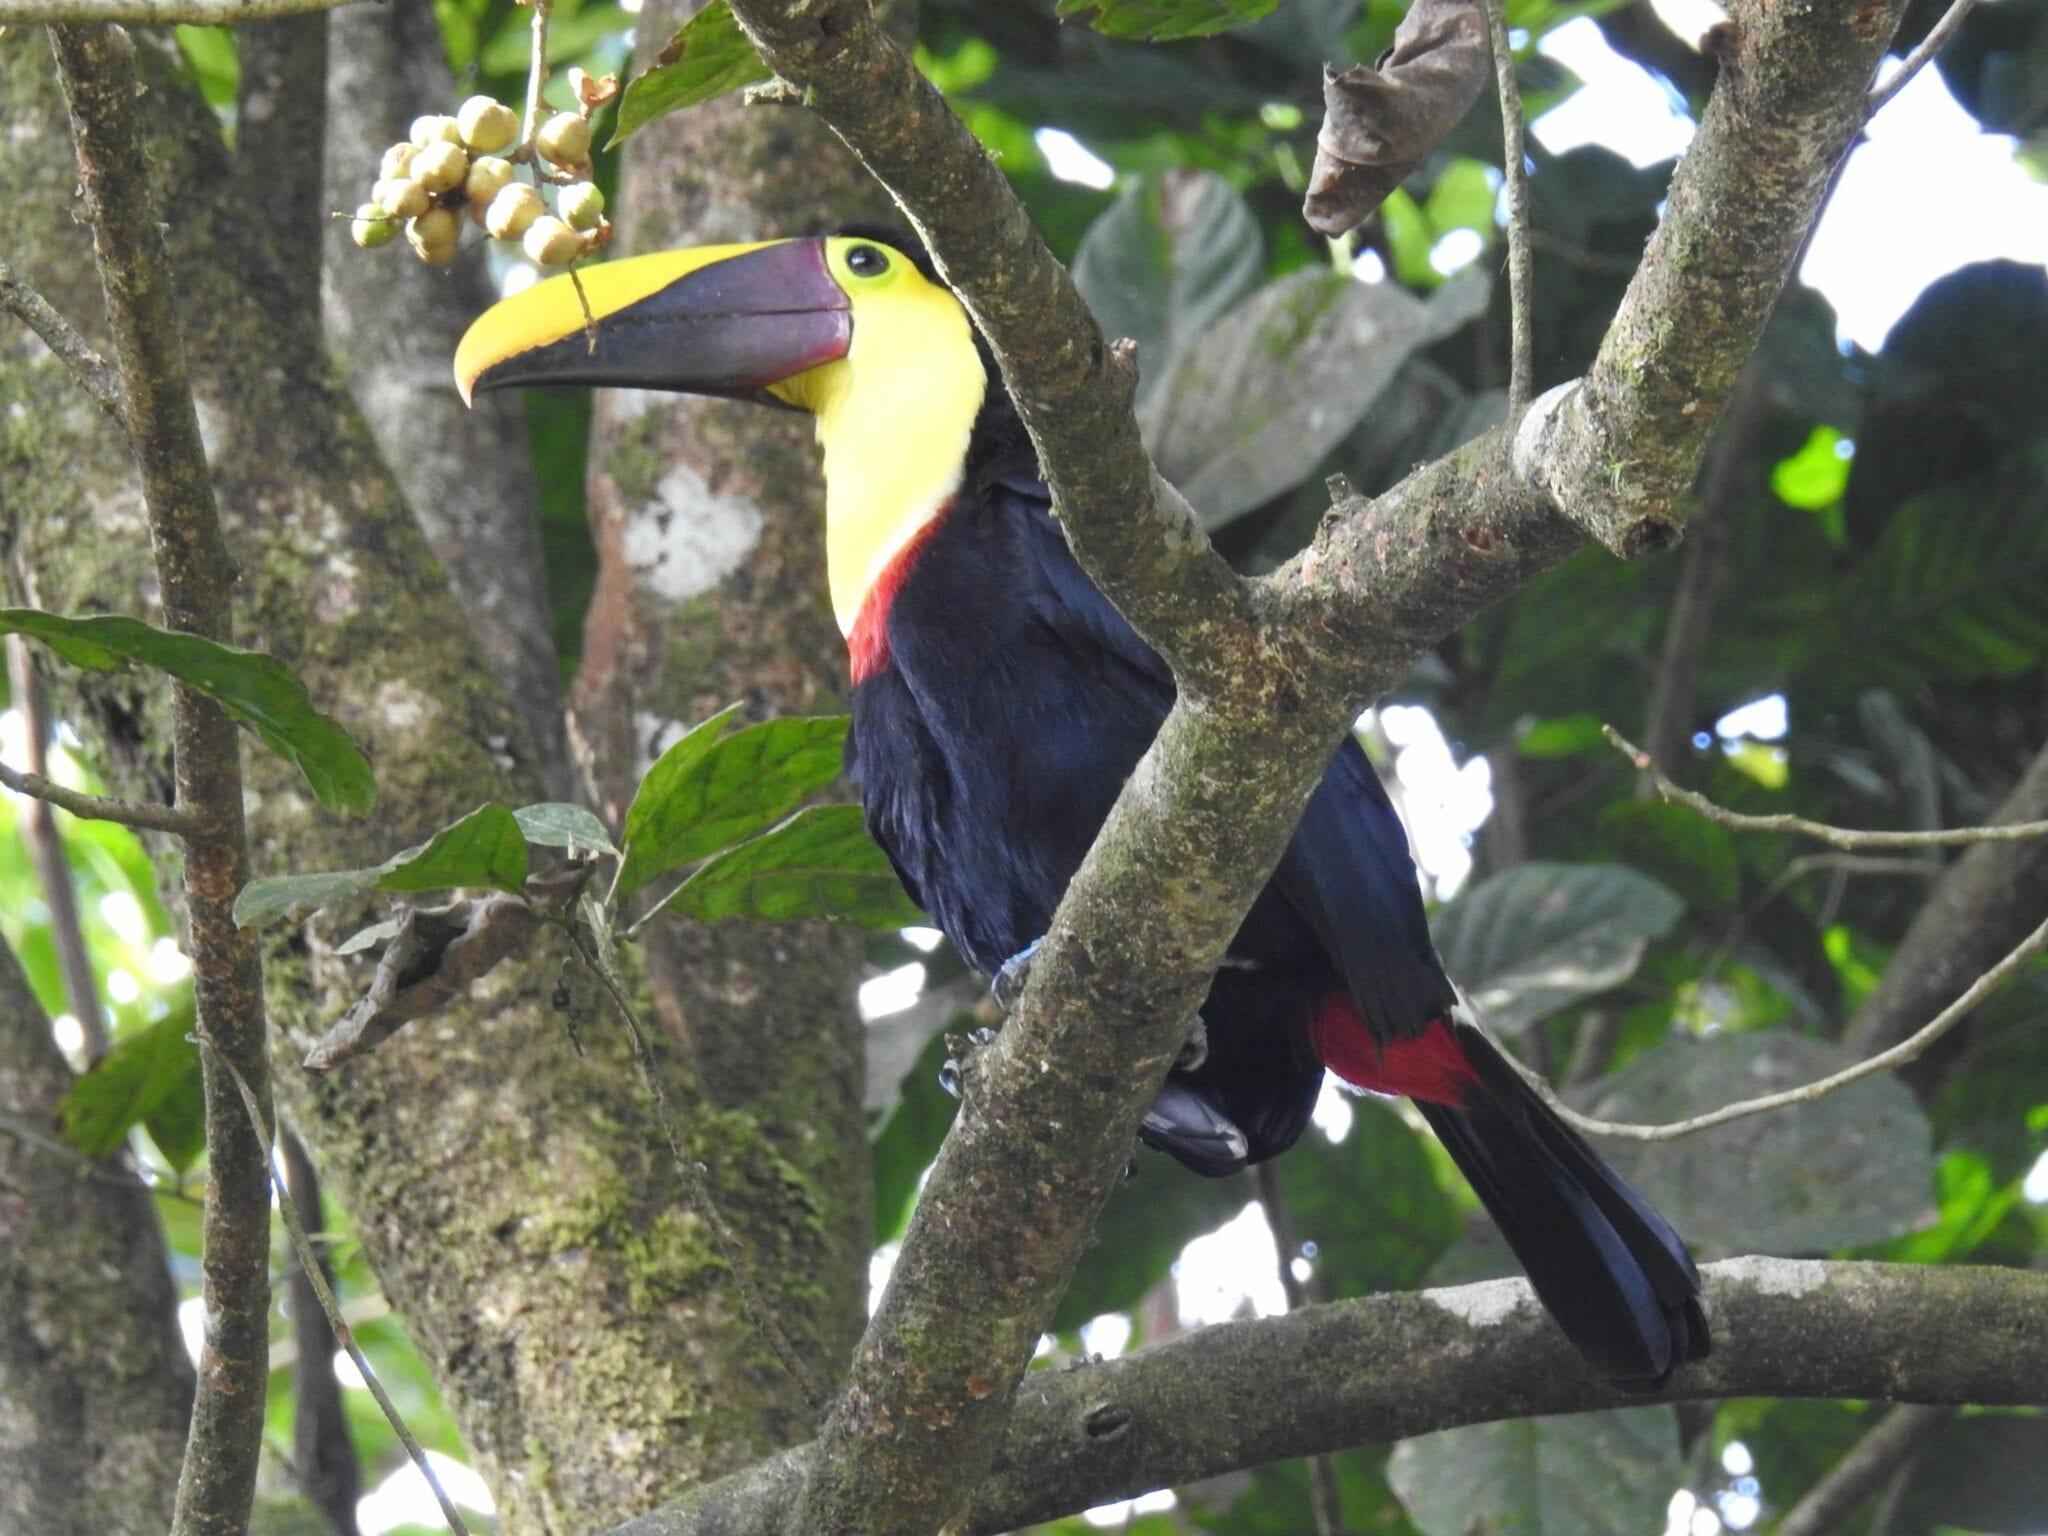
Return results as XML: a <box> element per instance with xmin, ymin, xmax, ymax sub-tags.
<box><xmin>1418</xmin><ymin>1018</ymin><xmax>1710</xmax><ymax>1388</ymax></box>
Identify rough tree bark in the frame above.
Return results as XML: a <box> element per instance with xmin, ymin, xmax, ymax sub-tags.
<box><xmin>0</xmin><ymin>940</ymin><xmax>193</xmax><ymax>1535</ymax></box>
<box><xmin>0</xmin><ymin>28</ymin><xmax>852</xmax><ymax>1532</ymax></box>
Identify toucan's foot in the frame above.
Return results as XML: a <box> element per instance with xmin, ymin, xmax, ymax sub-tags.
<box><xmin>990</xmin><ymin>938</ymin><xmax>1042</xmax><ymax>1012</ymax></box>
<box><xmin>1139</xmin><ymin>1082</ymin><xmax>1249</xmax><ymax>1178</ymax></box>
<box><xmin>938</xmin><ymin>1026</ymin><xmax>999</xmax><ymax>1099</ymax></box>
<box><xmin>1176</xmin><ymin>1013</ymin><xmax>1209</xmax><ymax>1073</ymax></box>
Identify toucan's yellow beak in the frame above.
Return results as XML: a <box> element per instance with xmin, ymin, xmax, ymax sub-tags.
<box><xmin>454</xmin><ymin>237</ymin><xmax>852</xmax><ymax>406</ymax></box>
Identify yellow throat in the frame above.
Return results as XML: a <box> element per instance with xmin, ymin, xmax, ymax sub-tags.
<box><xmin>773</xmin><ymin>241</ymin><xmax>989</xmax><ymax>635</ymax></box>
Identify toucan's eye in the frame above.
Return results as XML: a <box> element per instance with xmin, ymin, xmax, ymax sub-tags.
<box><xmin>845</xmin><ymin>244</ymin><xmax>890</xmax><ymax>277</ymax></box>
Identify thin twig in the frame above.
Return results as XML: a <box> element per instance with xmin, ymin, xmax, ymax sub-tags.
<box><xmin>559</xmin><ymin>908</ymin><xmax>826</xmax><ymax>1409</ymax></box>
<box><xmin>0</xmin><ymin>757</ymin><xmax>206</xmax><ymax>836</ymax></box>
<box><xmin>1607</xmin><ymin>726</ymin><xmax>2048</xmax><ymax>848</ymax></box>
<box><xmin>213</xmin><ymin>1050</ymin><xmax>472</xmax><ymax>1536</ymax></box>
<box><xmin>1485</xmin><ymin>0</ymin><xmax>1532</xmax><ymax>419</ymax></box>
<box><xmin>8</xmin><ymin>639</ymin><xmax>110</xmax><ymax>1059</ymax></box>
<box><xmin>1508</xmin><ymin>908</ymin><xmax>2048</xmax><ymax>1141</ymax></box>
<box><xmin>520</xmin><ymin>0</ymin><xmax>555</xmax><ymax>146</ymax></box>
<box><xmin>52</xmin><ymin>26</ymin><xmax>277</xmax><ymax>1536</ymax></box>
<box><xmin>0</xmin><ymin>0</ymin><xmax>366</xmax><ymax>16</ymax></box>
<box><xmin>0</xmin><ymin>255</ymin><xmax>122</xmax><ymax>418</ymax></box>
<box><xmin>1868</xmin><ymin>0</ymin><xmax>1979</xmax><ymax>115</ymax></box>
<box><xmin>1254</xmin><ymin>1163</ymin><xmax>1347</xmax><ymax>1536</ymax></box>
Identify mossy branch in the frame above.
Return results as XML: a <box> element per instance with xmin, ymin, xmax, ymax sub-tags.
<box><xmin>604</xmin><ymin>1259</ymin><xmax>2048</xmax><ymax>1536</ymax></box>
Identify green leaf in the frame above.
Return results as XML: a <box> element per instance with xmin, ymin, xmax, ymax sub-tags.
<box><xmin>1772</xmin><ymin>424</ymin><xmax>1854</xmax><ymax>510</ymax></box>
<box><xmin>1072</xmin><ymin>172</ymin><xmax>1263</xmax><ymax>408</ymax></box>
<box><xmin>1389</xmin><ymin>1407</ymin><xmax>1683</xmax><ymax>1536</ymax></box>
<box><xmin>1584</xmin><ymin>1029</ymin><xmax>1938</xmax><ymax>1254</ymax></box>
<box><xmin>1424</xmin><ymin>156</ymin><xmax>1499</xmax><ymax>238</ymax></box>
<box><xmin>1145</xmin><ymin>266</ymin><xmax>1488</xmax><ymax>526</ymax></box>
<box><xmin>657</xmin><ymin>804</ymin><xmax>923</xmax><ymax>928</ymax></box>
<box><xmin>1429</xmin><ymin>862</ymin><xmax>1684</xmax><ymax>1035</ymax></box>
<box><xmin>59</xmin><ymin>1009</ymin><xmax>203</xmax><ymax>1171</ymax></box>
<box><xmin>234</xmin><ymin>803</ymin><xmax>530</xmax><ymax>928</ymax></box>
<box><xmin>0</xmin><ymin>610</ymin><xmax>375</xmax><ymax>817</ymax></box>
<box><xmin>616</xmin><ymin>711</ymin><xmax>847</xmax><ymax>902</ymax></box>
<box><xmin>609</xmin><ymin>0</ymin><xmax>772</xmax><ymax>146</ymax></box>
<box><xmin>1055</xmin><ymin>0</ymin><xmax>1283</xmax><ymax>41</ymax></box>
<box><xmin>513</xmin><ymin>801</ymin><xmax>618</xmax><ymax>854</ymax></box>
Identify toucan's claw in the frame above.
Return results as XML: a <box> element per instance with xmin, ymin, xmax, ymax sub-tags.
<box><xmin>990</xmin><ymin>937</ymin><xmax>1041</xmax><ymax>1012</ymax></box>
<box><xmin>938</xmin><ymin>1026</ymin><xmax>999</xmax><ymax>1100</ymax></box>
<box><xmin>1177</xmin><ymin>1013</ymin><xmax>1209</xmax><ymax>1073</ymax></box>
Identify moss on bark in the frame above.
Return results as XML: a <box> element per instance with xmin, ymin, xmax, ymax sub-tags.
<box><xmin>0</xmin><ymin>28</ymin><xmax>861</xmax><ymax>1531</ymax></box>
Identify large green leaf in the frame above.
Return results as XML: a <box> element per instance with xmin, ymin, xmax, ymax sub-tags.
<box><xmin>234</xmin><ymin>803</ymin><xmax>531</xmax><ymax>928</ymax></box>
<box><xmin>1429</xmin><ymin>862</ymin><xmax>1684</xmax><ymax>1036</ymax></box>
<box><xmin>616</xmin><ymin>710</ymin><xmax>848</xmax><ymax>902</ymax></box>
<box><xmin>609</xmin><ymin>0</ymin><xmax>772</xmax><ymax>146</ymax></box>
<box><xmin>1055</xmin><ymin>0</ymin><xmax>1283</xmax><ymax>41</ymax></box>
<box><xmin>656</xmin><ymin>804</ymin><xmax>924</xmax><ymax>929</ymax></box>
<box><xmin>1388</xmin><ymin>1407</ymin><xmax>1683</xmax><ymax>1536</ymax></box>
<box><xmin>0</xmin><ymin>610</ymin><xmax>376</xmax><ymax>816</ymax></box>
<box><xmin>1583</xmin><ymin>1029</ymin><xmax>1938</xmax><ymax>1255</ymax></box>
<box><xmin>1145</xmin><ymin>266</ymin><xmax>1488</xmax><ymax>526</ymax></box>
<box><xmin>513</xmin><ymin>801</ymin><xmax>618</xmax><ymax>854</ymax></box>
<box><xmin>58</xmin><ymin>1008</ymin><xmax>204</xmax><ymax>1172</ymax></box>
<box><xmin>1071</xmin><ymin>172</ymin><xmax>1263</xmax><ymax>408</ymax></box>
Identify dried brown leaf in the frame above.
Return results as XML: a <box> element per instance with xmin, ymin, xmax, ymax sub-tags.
<box><xmin>1302</xmin><ymin>0</ymin><xmax>1491</xmax><ymax>237</ymax></box>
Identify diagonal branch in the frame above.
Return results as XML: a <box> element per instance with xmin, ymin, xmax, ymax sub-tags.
<box><xmin>1</xmin><ymin>0</ymin><xmax>366</xmax><ymax>19</ymax></box>
<box><xmin>606</xmin><ymin>1259</ymin><xmax>2048</xmax><ymax>1536</ymax></box>
<box><xmin>722</xmin><ymin>3</ymin><xmax>1911</xmax><ymax>1533</ymax></box>
<box><xmin>0</xmin><ymin>256</ymin><xmax>122</xmax><ymax>416</ymax></box>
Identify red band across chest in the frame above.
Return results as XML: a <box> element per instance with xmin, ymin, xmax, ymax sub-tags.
<box><xmin>846</xmin><ymin>513</ymin><xmax>945</xmax><ymax>684</ymax></box>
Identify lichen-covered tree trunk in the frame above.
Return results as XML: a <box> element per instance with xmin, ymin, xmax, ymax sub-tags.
<box><xmin>0</xmin><ymin>941</ymin><xmax>193</xmax><ymax>1534</ymax></box>
<box><xmin>0</xmin><ymin>29</ymin><xmax>863</xmax><ymax>1532</ymax></box>
<box><xmin>572</xmin><ymin>0</ymin><xmax>910</xmax><ymax>1403</ymax></box>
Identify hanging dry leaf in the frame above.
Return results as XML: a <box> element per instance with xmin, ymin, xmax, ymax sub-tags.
<box><xmin>1303</xmin><ymin>0</ymin><xmax>1490</xmax><ymax>237</ymax></box>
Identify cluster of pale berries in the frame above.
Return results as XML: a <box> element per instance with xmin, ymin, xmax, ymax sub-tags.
<box><xmin>350</xmin><ymin>94</ymin><xmax>607</xmax><ymax>268</ymax></box>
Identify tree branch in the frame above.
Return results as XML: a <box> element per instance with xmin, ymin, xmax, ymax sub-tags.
<box><xmin>1848</xmin><ymin>735</ymin><xmax>2048</xmax><ymax>1061</ymax></box>
<box><xmin>1</xmin><ymin>0</ymin><xmax>365</xmax><ymax>20</ymax></box>
<box><xmin>50</xmin><ymin>24</ymin><xmax>275</xmax><ymax>1536</ymax></box>
<box><xmin>1609</xmin><ymin>726</ymin><xmax>2048</xmax><ymax>848</ymax></box>
<box><xmin>0</xmin><ymin>756</ymin><xmax>206</xmax><ymax>835</ymax></box>
<box><xmin>721</xmin><ymin>3</ymin><xmax>1909</xmax><ymax>1532</ymax></box>
<box><xmin>1867</xmin><ymin>0</ymin><xmax>1978</xmax><ymax>115</ymax></box>
<box><xmin>0</xmin><ymin>255</ymin><xmax>121</xmax><ymax>416</ymax></box>
<box><xmin>1484</xmin><ymin>0</ymin><xmax>1532</xmax><ymax>420</ymax></box>
<box><xmin>1517</xmin><ymin>907</ymin><xmax>2048</xmax><ymax>1141</ymax></box>
<box><xmin>606</xmin><ymin>1259</ymin><xmax>2048</xmax><ymax>1536</ymax></box>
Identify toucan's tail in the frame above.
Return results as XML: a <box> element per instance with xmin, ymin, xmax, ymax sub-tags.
<box><xmin>1413</xmin><ymin>1016</ymin><xmax>1709</xmax><ymax>1387</ymax></box>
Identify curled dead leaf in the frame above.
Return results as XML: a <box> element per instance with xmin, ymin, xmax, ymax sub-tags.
<box><xmin>1303</xmin><ymin>0</ymin><xmax>1490</xmax><ymax>237</ymax></box>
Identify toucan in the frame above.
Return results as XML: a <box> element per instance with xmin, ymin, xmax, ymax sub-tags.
<box><xmin>455</xmin><ymin>231</ymin><xmax>1711</xmax><ymax>1386</ymax></box>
